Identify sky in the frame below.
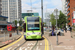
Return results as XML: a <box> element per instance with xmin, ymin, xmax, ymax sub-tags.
<box><xmin>22</xmin><ymin>0</ymin><xmax>62</xmax><ymax>19</ymax></box>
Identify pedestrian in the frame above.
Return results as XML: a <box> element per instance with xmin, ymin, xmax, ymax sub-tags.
<box><xmin>62</xmin><ymin>28</ymin><xmax>64</xmax><ymax>32</ymax></box>
<box><xmin>52</xmin><ymin>26</ymin><xmax>55</xmax><ymax>36</ymax></box>
<box><xmin>65</xmin><ymin>27</ymin><xmax>67</xmax><ymax>33</ymax></box>
<box><xmin>69</xmin><ymin>26</ymin><xmax>72</xmax><ymax>32</ymax></box>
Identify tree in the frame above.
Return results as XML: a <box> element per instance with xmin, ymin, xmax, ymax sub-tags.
<box><xmin>50</xmin><ymin>13</ymin><xmax>56</xmax><ymax>27</ymax></box>
<box><xmin>19</xmin><ymin>20</ymin><xmax>23</xmax><ymax>26</ymax></box>
<box><xmin>43</xmin><ymin>22</ymin><xmax>47</xmax><ymax>27</ymax></box>
<box><xmin>13</xmin><ymin>20</ymin><xmax>17</xmax><ymax>26</ymax></box>
<box><xmin>57</xmin><ymin>11</ymin><xmax>67</xmax><ymax>28</ymax></box>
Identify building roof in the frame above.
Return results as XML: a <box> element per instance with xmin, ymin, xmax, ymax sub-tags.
<box><xmin>0</xmin><ymin>15</ymin><xmax>8</xmax><ymax>18</ymax></box>
<box><xmin>0</xmin><ymin>21</ymin><xmax>8</xmax><ymax>25</ymax></box>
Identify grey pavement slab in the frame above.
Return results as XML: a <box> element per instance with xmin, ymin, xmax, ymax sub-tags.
<box><xmin>44</xmin><ymin>31</ymin><xmax>75</xmax><ymax>50</ymax></box>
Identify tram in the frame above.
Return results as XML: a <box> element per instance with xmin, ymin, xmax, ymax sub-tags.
<box><xmin>24</xmin><ymin>16</ymin><xmax>43</xmax><ymax>39</ymax></box>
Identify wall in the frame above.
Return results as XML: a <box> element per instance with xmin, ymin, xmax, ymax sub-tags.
<box><xmin>67</xmin><ymin>0</ymin><xmax>75</xmax><ymax>26</ymax></box>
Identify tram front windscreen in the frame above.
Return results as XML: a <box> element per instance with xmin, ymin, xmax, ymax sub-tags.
<box><xmin>27</xmin><ymin>17</ymin><xmax>40</xmax><ymax>31</ymax></box>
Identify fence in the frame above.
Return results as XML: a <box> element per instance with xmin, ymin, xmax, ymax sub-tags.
<box><xmin>0</xmin><ymin>30</ymin><xmax>21</xmax><ymax>47</ymax></box>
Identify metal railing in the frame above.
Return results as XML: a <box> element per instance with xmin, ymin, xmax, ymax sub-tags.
<box><xmin>0</xmin><ymin>30</ymin><xmax>21</xmax><ymax>47</ymax></box>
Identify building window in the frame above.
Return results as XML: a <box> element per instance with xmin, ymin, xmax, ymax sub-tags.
<box><xmin>68</xmin><ymin>5</ymin><xmax>70</xmax><ymax>8</ymax></box>
<box><xmin>68</xmin><ymin>15</ymin><xmax>70</xmax><ymax>18</ymax></box>
<box><xmin>68</xmin><ymin>0</ymin><xmax>70</xmax><ymax>3</ymax></box>
<box><xmin>66</xmin><ymin>0</ymin><xmax>67</xmax><ymax>2</ymax></box>
<box><xmin>69</xmin><ymin>20</ymin><xmax>70</xmax><ymax>22</ymax></box>
<box><xmin>68</xmin><ymin>10</ymin><xmax>70</xmax><ymax>13</ymax></box>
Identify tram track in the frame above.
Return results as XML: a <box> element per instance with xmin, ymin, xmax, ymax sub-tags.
<box><xmin>14</xmin><ymin>41</ymin><xmax>27</xmax><ymax>50</ymax></box>
<box><xmin>14</xmin><ymin>39</ymin><xmax>38</xmax><ymax>50</ymax></box>
<box><xmin>31</xmin><ymin>40</ymin><xmax>38</xmax><ymax>50</ymax></box>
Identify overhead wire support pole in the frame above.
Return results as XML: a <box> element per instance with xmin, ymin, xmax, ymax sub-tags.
<box><xmin>30</xmin><ymin>0</ymin><xmax>32</xmax><ymax>12</ymax></box>
<box><xmin>56</xmin><ymin>9</ymin><xmax>57</xmax><ymax>29</ymax></box>
<box><xmin>56</xmin><ymin>8</ymin><xmax>58</xmax><ymax>45</ymax></box>
<box><xmin>41</xmin><ymin>0</ymin><xmax>44</xmax><ymax>35</ymax></box>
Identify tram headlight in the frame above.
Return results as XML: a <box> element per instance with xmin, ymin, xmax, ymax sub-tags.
<box><xmin>27</xmin><ymin>33</ymin><xmax>30</xmax><ymax>36</ymax></box>
<box><xmin>37</xmin><ymin>33</ymin><xmax>40</xmax><ymax>35</ymax></box>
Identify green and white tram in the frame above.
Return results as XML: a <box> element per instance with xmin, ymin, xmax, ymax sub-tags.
<box><xmin>24</xmin><ymin>16</ymin><xmax>43</xmax><ymax>39</ymax></box>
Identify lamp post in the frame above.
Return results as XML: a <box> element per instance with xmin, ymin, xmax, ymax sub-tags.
<box><xmin>41</xmin><ymin>0</ymin><xmax>44</xmax><ymax>35</ymax></box>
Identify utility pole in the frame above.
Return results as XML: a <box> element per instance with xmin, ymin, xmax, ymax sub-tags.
<box><xmin>41</xmin><ymin>0</ymin><xmax>44</xmax><ymax>35</ymax></box>
<box><xmin>56</xmin><ymin>10</ymin><xmax>57</xmax><ymax>28</ymax></box>
<box><xmin>54</xmin><ymin>8</ymin><xmax>59</xmax><ymax>45</ymax></box>
<box><xmin>56</xmin><ymin>9</ymin><xmax>58</xmax><ymax>45</ymax></box>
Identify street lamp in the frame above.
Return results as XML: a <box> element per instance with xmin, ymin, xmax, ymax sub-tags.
<box><xmin>41</xmin><ymin>0</ymin><xmax>44</xmax><ymax>35</ymax></box>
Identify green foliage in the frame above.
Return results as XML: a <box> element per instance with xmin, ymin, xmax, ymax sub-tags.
<box><xmin>13</xmin><ymin>20</ymin><xmax>17</xmax><ymax>26</ymax></box>
<box><xmin>18</xmin><ymin>26</ymin><xmax>22</xmax><ymax>31</ymax></box>
<box><xmin>50</xmin><ymin>13</ymin><xmax>56</xmax><ymax>26</ymax></box>
<box><xmin>57</xmin><ymin>11</ymin><xmax>67</xmax><ymax>28</ymax></box>
<box><xmin>72</xmin><ymin>26</ymin><xmax>75</xmax><ymax>28</ymax></box>
<box><xmin>19</xmin><ymin>20</ymin><xmax>23</xmax><ymax>26</ymax></box>
<box><xmin>73</xmin><ymin>28</ymin><xmax>75</xmax><ymax>31</ymax></box>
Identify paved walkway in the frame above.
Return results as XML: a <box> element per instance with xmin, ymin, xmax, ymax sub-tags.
<box><xmin>47</xmin><ymin>31</ymin><xmax>75</xmax><ymax>50</ymax></box>
<box><xmin>0</xmin><ymin>32</ymin><xmax>21</xmax><ymax>48</ymax></box>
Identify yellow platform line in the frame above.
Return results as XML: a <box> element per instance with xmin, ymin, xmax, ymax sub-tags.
<box><xmin>43</xmin><ymin>36</ymin><xmax>46</xmax><ymax>50</ymax></box>
<box><xmin>43</xmin><ymin>36</ymin><xmax>49</xmax><ymax>50</ymax></box>
<box><xmin>0</xmin><ymin>32</ymin><xmax>23</xmax><ymax>50</ymax></box>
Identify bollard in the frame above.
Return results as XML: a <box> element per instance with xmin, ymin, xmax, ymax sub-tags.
<box><xmin>9</xmin><ymin>32</ymin><xmax>12</xmax><ymax>40</ymax></box>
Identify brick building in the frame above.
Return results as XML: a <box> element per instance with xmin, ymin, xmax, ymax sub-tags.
<box><xmin>67</xmin><ymin>0</ymin><xmax>75</xmax><ymax>27</ymax></box>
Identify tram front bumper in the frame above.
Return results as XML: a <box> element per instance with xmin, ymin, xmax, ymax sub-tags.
<box><xmin>26</xmin><ymin>35</ymin><xmax>41</xmax><ymax>39</ymax></box>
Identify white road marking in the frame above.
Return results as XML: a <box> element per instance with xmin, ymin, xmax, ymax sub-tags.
<box><xmin>25</xmin><ymin>48</ymin><xmax>27</xmax><ymax>50</ymax></box>
<box><xmin>27</xmin><ymin>47</ymin><xmax>30</xmax><ymax>48</ymax></box>
<box><xmin>15</xmin><ymin>44</ymin><xmax>20</xmax><ymax>46</ymax></box>
<box><xmin>36</xmin><ymin>46</ymin><xmax>40</xmax><ymax>50</ymax></box>
<box><xmin>31</xmin><ymin>43</ymin><xmax>35</xmax><ymax>45</ymax></box>
<box><xmin>40</xmin><ymin>43</ymin><xmax>42</xmax><ymax>45</ymax></box>
<box><xmin>18</xmin><ymin>44</ymin><xmax>20</xmax><ymax>46</ymax></box>
<box><xmin>19</xmin><ymin>47</ymin><xmax>26</xmax><ymax>50</ymax></box>
<box><xmin>27</xmin><ymin>43</ymin><xmax>35</xmax><ymax>46</ymax></box>
<box><xmin>8</xmin><ymin>47</ymin><xmax>12</xmax><ymax>50</ymax></box>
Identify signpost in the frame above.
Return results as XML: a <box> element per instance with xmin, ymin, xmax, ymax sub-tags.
<box><xmin>54</xmin><ymin>8</ymin><xmax>59</xmax><ymax>45</ymax></box>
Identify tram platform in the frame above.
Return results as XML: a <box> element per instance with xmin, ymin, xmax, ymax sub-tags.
<box><xmin>45</xmin><ymin>31</ymin><xmax>75</xmax><ymax>50</ymax></box>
